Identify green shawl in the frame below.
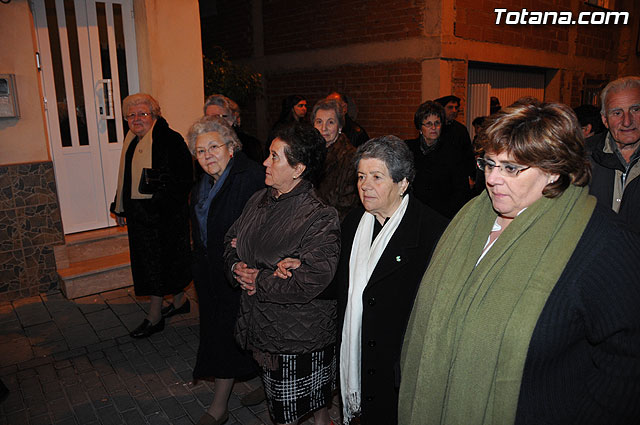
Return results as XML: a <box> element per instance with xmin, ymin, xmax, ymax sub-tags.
<box><xmin>398</xmin><ymin>185</ymin><xmax>595</xmax><ymax>425</ymax></box>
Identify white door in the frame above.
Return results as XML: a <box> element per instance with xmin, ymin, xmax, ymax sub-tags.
<box><xmin>33</xmin><ymin>0</ymin><xmax>139</xmax><ymax>234</ymax></box>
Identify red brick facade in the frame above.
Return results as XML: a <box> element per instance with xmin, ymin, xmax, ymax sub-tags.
<box><xmin>266</xmin><ymin>61</ymin><xmax>423</xmax><ymax>140</ymax></box>
<box><xmin>263</xmin><ymin>0</ymin><xmax>425</xmax><ymax>55</ymax></box>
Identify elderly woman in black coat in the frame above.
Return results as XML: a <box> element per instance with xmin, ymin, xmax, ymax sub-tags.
<box><xmin>224</xmin><ymin>123</ymin><xmax>340</xmax><ymax>425</ymax></box>
<box><xmin>111</xmin><ymin>93</ymin><xmax>193</xmax><ymax>339</ymax></box>
<box><xmin>336</xmin><ymin>136</ymin><xmax>448</xmax><ymax>425</ymax></box>
<box><xmin>187</xmin><ymin>116</ymin><xmax>265</xmax><ymax>425</ymax></box>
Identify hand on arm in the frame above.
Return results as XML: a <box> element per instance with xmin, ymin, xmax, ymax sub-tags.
<box><xmin>274</xmin><ymin>257</ymin><xmax>302</xmax><ymax>279</ymax></box>
<box><xmin>233</xmin><ymin>262</ymin><xmax>260</xmax><ymax>296</ymax></box>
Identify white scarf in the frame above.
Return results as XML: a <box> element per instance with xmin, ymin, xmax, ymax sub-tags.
<box><xmin>340</xmin><ymin>195</ymin><xmax>410</xmax><ymax>424</ymax></box>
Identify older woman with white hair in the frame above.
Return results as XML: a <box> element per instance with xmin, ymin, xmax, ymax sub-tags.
<box><xmin>111</xmin><ymin>93</ymin><xmax>193</xmax><ymax>338</ymax></box>
<box><xmin>187</xmin><ymin>116</ymin><xmax>265</xmax><ymax>425</ymax></box>
<box><xmin>336</xmin><ymin>136</ymin><xmax>448</xmax><ymax>424</ymax></box>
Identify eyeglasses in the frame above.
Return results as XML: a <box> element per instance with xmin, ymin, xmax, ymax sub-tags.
<box><xmin>210</xmin><ymin>113</ymin><xmax>229</xmax><ymax>119</ymax></box>
<box><xmin>476</xmin><ymin>157</ymin><xmax>531</xmax><ymax>177</ymax></box>
<box><xmin>125</xmin><ymin>112</ymin><xmax>151</xmax><ymax>120</ymax></box>
<box><xmin>195</xmin><ymin>144</ymin><xmax>226</xmax><ymax>158</ymax></box>
<box><xmin>421</xmin><ymin>120</ymin><xmax>442</xmax><ymax>128</ymax></box>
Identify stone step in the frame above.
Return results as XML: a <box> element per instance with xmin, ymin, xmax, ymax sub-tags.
<box><xmin>58</xmin><ymin>252</ymin><xmax>133</xmax><ymax>299</ymax></box>
<box><xmin>55</xmin><ymin>227</ymin><xmax>133</xmax><ymax>299</ymax></box>
<box><xmin>54</xmin><ymin>227</ymin><xmax>129</xmax><ymax>269</ymax></box>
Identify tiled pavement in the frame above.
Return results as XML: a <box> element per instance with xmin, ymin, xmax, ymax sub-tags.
<box><xmin>0</xmin><ymin>287</ymin><xmax>340</xmax><ymax>425</ymax></box>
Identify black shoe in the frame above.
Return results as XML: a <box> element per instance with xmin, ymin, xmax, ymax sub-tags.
<box><xmin>130</xmin><ymin>318</ymin><xmax>165</xmax><ymax>338</ymax></box>
<box><xmin>161</xmin><ymin>298</ymin><xmax>191</xmax><ymax>318</ymax></box>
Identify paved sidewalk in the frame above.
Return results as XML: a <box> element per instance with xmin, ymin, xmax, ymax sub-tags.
<box><xmin>0</xmin><ymin>287</ymin><xmax>340</xmax><ymax>425</ymax></box>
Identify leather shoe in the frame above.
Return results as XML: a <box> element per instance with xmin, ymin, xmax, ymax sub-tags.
<box><xmin>161</xmin><ymin>299</ymin><xmax>191</xmax><ymax>318</ymax></box>
<box><xmin>196</xmin><ymin>411</ymin><xmax>228</xmax><ymax>425</ymax></box>
<box><xmin>129</xmin><ymin>318</ymin><xmax>165</xmax><ymax>338</ymax></box>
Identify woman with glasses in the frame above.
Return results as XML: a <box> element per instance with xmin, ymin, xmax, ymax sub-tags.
<box><xmin>400</xmin><ymin>99</ymin><xmax>640</xmax><ymax>424</ymax></box>
<box><xmin>405</xmin><ymin>101</ymin><xmax>473</xmax><ymax>218</ymax></box>
<box><xmin>112</xmin><ymin>93</ymin><xmax>193</xmax><ymax>338</ymax></box>
<box><xmin>187</xmin><ymin>116</ymin><xmax>264</xmax><ymax>425</ymax></box>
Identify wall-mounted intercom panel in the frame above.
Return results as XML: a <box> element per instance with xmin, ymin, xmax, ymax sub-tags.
<box><xmin>0</xmin><ymin>74</ymin><xmax>20</xmax><ymax>118</ymax></box>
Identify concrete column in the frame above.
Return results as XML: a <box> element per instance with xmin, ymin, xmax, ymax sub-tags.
<box><xmin>132</xmin><ymin>0</ymin><xmax>204</xmax><ymax>136</ymax></box>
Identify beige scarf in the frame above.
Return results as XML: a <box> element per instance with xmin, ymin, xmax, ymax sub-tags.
<box><xmin>113</xmin><ymin>121</ymin><xmax>156</xmax><ymax>213</ymax></box>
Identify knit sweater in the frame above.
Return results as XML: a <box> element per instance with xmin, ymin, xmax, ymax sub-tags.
<box><xmin>514</xmin><ymin>203</ymin><xmax>640</xmax><ymax>424</ymax></box>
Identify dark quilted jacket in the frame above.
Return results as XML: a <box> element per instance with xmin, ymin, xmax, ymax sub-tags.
<box><xmin>224</xmin><ymin>179</ymin><xmax>340</xmax><ymax>354</ymax></box>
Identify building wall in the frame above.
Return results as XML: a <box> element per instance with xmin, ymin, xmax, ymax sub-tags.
<box><xmin>1</xmin><ymin>0</ymin><xmax>203</xmax><ymax>301</ymax></box>
<box><xmin>200</xmin><ymin>0</ymin><xmax>254</xmax><ymax>59</ymax></box>
<box><xmin>134</xmin><ymin>0</ymin><xmax>204</xmax><ymax>137</ymax></box>
<box><xmin>0</xmin><ymin>1</ymin><xmax>63</xmax><ymax>302</ymax></box>
<box><xmin>0</xmin><ymin>0</ymin><xmax>50</xmax><ymax>165</ymax></box>
<box><xmin>204</xmin><ymin>0</ymin><xmax>637</xmax><ymax>142</ymax></box>
<box><xmin>266</xmin><ymin>61</ymin><xmax>422</xmax><ymax>140</ymax></box>
<box><xmin>263</xmin><ymin>0</ymin><xmax>425</xmax><ymax>55</ymax></box>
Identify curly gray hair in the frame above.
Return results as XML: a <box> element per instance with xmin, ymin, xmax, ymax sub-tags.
<box><xmin>354</xmin><ymin>135</ymin><xmax>416</xmax><ymax>186</ymax></box>
<box><xmin>186</xmin><ymin>116</ymin><xmax>242</xmax><ymax>156</ymax></box>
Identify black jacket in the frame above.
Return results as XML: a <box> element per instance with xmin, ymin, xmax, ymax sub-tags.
<box><xmin>515</xmin><ymin>204</ymin><xmax>640</xmax><ymax>424</ymax></box>
<box><xmin>190</xmin><ymin>152</ymin><xmax>264</xmax><ymax>380</ymax></box>
<box><xmin>405</xmin><ymin>133</ymin><xmax>474</xmax><ymax>219</ymax></box>
<box><xmin>225</xmin><ymin>180</ymin><xmax>341</xmax><ymax>354</ymax></box>
<box><xmin>586</xmin><ymin>132</ymin><xmax>640</xmax><ymax>233</ymax></box>
<box><xmin>336</xmin><ymin>196</ymin><xmax>448</xmax><ymax>425</ymax></box>
<box><xmin>343</xmin><ymin>115</ymin><xmax>370</xmax><ymax>147</ymax></box>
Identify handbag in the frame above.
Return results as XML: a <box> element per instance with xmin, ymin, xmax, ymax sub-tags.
<box><xmin>138</xmin><ymin>168</ymin><xmax>169</xmax><ymax>194</ymax></box>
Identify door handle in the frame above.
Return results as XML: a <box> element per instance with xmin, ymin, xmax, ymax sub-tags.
<box><xmin>97</xmin><ymin>79</ymin><xmax>114</xmax><ymax>119</ymax></box>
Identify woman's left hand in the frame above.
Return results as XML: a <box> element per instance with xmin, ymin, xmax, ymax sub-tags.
<box><xmin>273</xmin><ymin>257</ymin><xmax>302</xmax><ymax>279</ymax></box>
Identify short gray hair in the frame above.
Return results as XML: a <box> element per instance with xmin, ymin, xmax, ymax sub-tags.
<box><xmin>186</xmin><ymin>116</ymin><xmax>242</xmax><ymax>155</ymax></box>
<box><xmin>600</xmin><ymin>76</ymin><xmax>640</xmax><ymax>115</ymax></box>
<box><xmin>311</xmin><ymin>99</ymin><xmax>345</xmax><ymax>129</ymax></box>
<box><xmin>354</xmin><ymin>135</ymin><xmax>416</xmax><ymax>185</ymax></box>
<box><xmin>203</xmin><ymin>94</ymin><xmax>236</xmax><ymax>121</ymax></box>
<box><xmin>122</xmin><ymin>93</ymin><xmax>161</xmax><ymax>117</ymax></box>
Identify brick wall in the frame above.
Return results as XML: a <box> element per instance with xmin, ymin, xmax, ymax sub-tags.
<box><xmin>0</xmin><ymin>162</ymin><xmax>64</xmax><ymax>302</ymax></box>
<box><xmin>455</xmin><ymin>0</ymin><xmax>572</xmax><ymax>54</ymax></box>
<box><xmin>263</xmin><ymin>0</ymin><xmax>425</xmax><ymax>55</ymax></box>
<box><xmin>265</xmin><ymin>61</ymin><xmax>423</xmax><ymax>141</ymax></box>
<box><xmin>200</xmin><ymin>0</ymin><xmax>253</xmax><ymax>59</ymax></box>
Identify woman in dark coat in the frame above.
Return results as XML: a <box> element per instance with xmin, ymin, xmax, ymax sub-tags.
<box><xmin>336</xmin><ymin>136</ymin><xmax>448</xmax><ymax>425</ymax></box>
<box><xmin>400</xmin><ymin>100</ymin><xmax>640</xmax><ymax>424</ymax></box>
<box><xmin>112</xmin><ymin>93</ymin><xmax>193</xmax><ymax>339</ymax></box>
<box><xmin>187</xmin><ymin>116</ymin><xmax>265</xmax><ymax>425</ymax></box>
<box><xmin>405</xmin><ymin>101</ymin><xmax>474</xmax><ymax>218</ymax></box>
<box><xmin>224</xmin><ymin>123</ymin><xmax>340</xmax><ymax>425</ymax></box>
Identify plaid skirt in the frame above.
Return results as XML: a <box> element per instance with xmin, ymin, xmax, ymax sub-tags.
<box><xmin>261</xmin><ymin>345</ymin><xmax>336</xmax><ymax>424</ymax></box>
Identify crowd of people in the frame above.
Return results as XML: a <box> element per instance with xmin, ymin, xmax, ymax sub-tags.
<box><xmin>110</xmin><ymin>77</ymin><xmax>640</xmax><ymax>425</ymax></box>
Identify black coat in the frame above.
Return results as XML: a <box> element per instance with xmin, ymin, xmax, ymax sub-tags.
<box><xmin>586</xmin><ymin>132</ymin><xmax>640</xmax><ymax>233</ymax></box>
<box><xmin>343</xmin><ymin>115</ymin><xmax>370</xmax><ymax>147</ymax></box>
<box><xmin>190</xmin><ymin>152</ymin><xmax>265</xmax><ymax>379</ymax></box>
<box><xmin>336</xmin><ymin>196</ymin><xmax>448</xmax><ymax>425</ymax></box>
<box><xmin>405</xmin><ymin>132</ymin><xmax>474</xmax><ymax>219</ymax></box>
<box><xmin>515</xmin><ymin>203</ymin><xmax>640</xmax><ymax>424</ymax></box>
<box><xmin>117</xmin><ymin>117</ymin><xmax>194</xmax><ymax>297</ymax></box>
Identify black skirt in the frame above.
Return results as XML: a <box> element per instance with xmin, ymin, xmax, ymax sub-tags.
<box><xmin>192</xmin><ymin>255</ymin><xmax>257</xmax><ymax>380</ymax></box>
<box><xmin>261</xmin><ymin>345</ymin><xmax>336</xmax><ymax>424</ymax></box>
